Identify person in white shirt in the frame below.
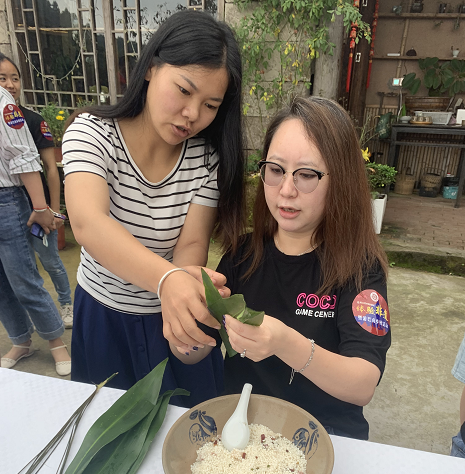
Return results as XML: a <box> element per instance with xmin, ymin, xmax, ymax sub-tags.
<box><xmin>0</xmin><ymin>86</ymin><xmax>71</xmax><ymax>376</ymax></box>
<box><xmin>0</xmin><ymin>52</ymin><xmax>74</xmax><ymax>329</ymax></box>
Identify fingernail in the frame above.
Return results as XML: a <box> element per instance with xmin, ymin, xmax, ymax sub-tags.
<box><xmin>193</xmin><ymin>346</ymin><xmax>199</xmax><ymax>351</ymax></box>
<box><xmin>208</xmin><ymin>341</ymin><xmax>216</xmax><ymax>347</ymax></box>
<box><xmin>219</xmin><ymin>289</ymin><xmax>224</xmax><ymax>296</ymax></box>
<box><xmin>222</xmin><ymin>315</ymin><xmax>226</xmax><ymax>326</ymax></box>
<box><xmin>185</xmin><ymin>352</ymin><xmax>190</xmax><ymax>356</ymax></box>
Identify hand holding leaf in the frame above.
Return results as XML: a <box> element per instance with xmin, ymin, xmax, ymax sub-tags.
<box><xmin>201</xmin><ymin>269</ymin><xmax>264</xmax><ymax>357</ymax></box>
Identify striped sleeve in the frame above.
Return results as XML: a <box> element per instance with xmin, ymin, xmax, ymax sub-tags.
<box><xmin>0</xmin><ymin>89</ymin><xmax>41</xmax><ymax>182</ymax></box>
<box><xmin>62</xmin><ymin>113</ymin><xmax>112</xmax><ymax>179</ymax></box>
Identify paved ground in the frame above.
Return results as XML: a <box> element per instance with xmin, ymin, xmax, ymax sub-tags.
<box><xmin>381</xmin><ymin>192</ymin><xmax>465</xmax><ymax>257</ymax></box>
<box><xmin>1</xmin><ymin>192</ymin><xmax>465</xmax><ymax>457</ymax></box>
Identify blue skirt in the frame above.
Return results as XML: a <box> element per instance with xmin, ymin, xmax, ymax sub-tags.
<box><xmin>71</xmin><ymin>285</ymin><xmax>224</xmax><ymax>408</ymax></box>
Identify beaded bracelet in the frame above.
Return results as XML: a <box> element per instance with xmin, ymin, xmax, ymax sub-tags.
<box><xmin>289</xmin><ymin>338</ymin><xmax>315</xmax><ymax>385</ymax></box>
<box><xmin>157</xmin><ymin>268</ymin><xmax>189</xmax><ymax>301</ymax></box>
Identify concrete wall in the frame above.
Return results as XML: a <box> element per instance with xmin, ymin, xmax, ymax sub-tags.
<box><xmin>0</xmin><ymin>0</ymin><xmax>13</xmax><ymax>57</ymax></box>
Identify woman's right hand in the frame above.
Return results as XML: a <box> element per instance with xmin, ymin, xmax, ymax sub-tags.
<box><xmin>160</xmin><ymin>269</ymin><xmax>221</xmax><ymax>350</ymax></box>
<box><xmin>27</xmin><ymin>209</ymin><xmax>56</xmax><ymax>234</ymax></box>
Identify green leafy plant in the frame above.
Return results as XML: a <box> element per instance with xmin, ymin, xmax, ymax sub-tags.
<box><xmin>202</xmin><ymin>268</ymin><xmax>264</xmax><ymax>357</ymax></box>
<box><xmin>365</xmin><ymin>162</ymin><xmax>397</xmax><ymax>195</ymax></box>
<box><xmin>233</xmin><ymin>0</ymin><xmax>371</xmax><ymax>133</ymax></box>
<box><xmin>246</xmin><ymin>150</ymin><xmax>262</xmax><ymax>175</ymax></box>
<box><xmin>402</xmin><ymin>57</ymin><xmax>465</xmax><ymax>97</ymax></box>
<box><xmin>40</xmin><ymin>103</ymin><xmax>70</xmax><ymax>147</ymax></box>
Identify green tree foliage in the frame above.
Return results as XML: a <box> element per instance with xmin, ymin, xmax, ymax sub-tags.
<box><xmin>233</xmin><ymin>0</ymin><xmax>371</xmax><ymax>118</ymax></box>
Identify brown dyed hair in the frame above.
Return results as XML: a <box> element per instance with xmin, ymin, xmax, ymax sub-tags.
<box><xmin>243</xmin><ymin>96</ymin><xmax>388</xmax><ymax>294</ymax></box>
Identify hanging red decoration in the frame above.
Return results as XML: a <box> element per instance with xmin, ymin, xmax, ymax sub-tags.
<box><xmin>345</xmin><ymin>25</ymin><xmax>358</xmax><ymax>93</ymax></box>
<box><xmin>367</xmin><ymin>0</ymin><xmax>380</xmax><ymax>88</ymax></box>
<box><xmin>345</xmin><ymin>0</ymin><xmax>361</xmax><ymax>93</ymax></box>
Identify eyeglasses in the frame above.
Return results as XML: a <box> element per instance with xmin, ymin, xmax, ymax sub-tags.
<box><xmin>258</xmin><ymin>160</ymin><xmax>329</xmax><ymax>194</ymax></box>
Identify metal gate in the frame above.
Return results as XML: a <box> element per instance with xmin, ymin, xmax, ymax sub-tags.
<box><xmin>5</xmin><ymin>0</ymin><xmax>220</xmax><ymax>109</ymax></box>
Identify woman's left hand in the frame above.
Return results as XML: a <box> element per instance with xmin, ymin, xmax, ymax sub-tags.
<box><xmin>224</xmin><ymin>314</ymin><xmax>286</xmax><ymax>362</ymax></box>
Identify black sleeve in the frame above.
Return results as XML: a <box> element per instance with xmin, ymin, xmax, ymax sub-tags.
<box><xmin>20</xmin><ymin>107</ymin><xmax>54</xmax><ymax>150</ymax></box>
<box><xmin>216</xmin><ymin>234</ymin><xmax>252</xmax><ymax>296</ymax></box>
<box><xmin>335</xmin><ymin>269</ymin><xmax>391</xmax><ymax>379</ymax></box>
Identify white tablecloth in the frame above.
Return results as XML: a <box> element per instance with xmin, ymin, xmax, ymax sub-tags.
<box><xmin>0</xmin><ymin>368</ymin><xmax>463</xmax><ymax>473</ymax></box>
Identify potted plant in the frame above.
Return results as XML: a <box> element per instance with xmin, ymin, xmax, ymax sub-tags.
<box><xmin>402</xmin><ymin>57</ymin><xmax>465</xmax><ymax>113</ymax></box>
<box><xmin>364</xmin><ymin>158</ymin><xmax>397</xmax><ymax>234</ymax></box>
<box><xmin>40</xmin><ymin>103</ymin><xmax>70</xmax><ymax>161</ymax></box>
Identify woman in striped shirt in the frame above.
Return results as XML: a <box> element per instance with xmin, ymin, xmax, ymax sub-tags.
<box><xmin>63</xmin><ymin>9</ymin><xmax>245</xmax><ymax>405</ymax></box>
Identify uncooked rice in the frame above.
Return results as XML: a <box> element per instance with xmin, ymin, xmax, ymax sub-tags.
<box><xmin>191</xmin><ymin>423</ymin><xmax>307</xmax><ymax>474</ymax></box>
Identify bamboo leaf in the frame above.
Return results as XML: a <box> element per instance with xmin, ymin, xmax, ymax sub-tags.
<box><xmin>127</xmin><ymin>388</ymin><xmax>189</xmax><ymax>474</ymax></box>
<box><xmin>81</xmin><ymin>388</ymin><xmax>188</xmax><ymax>473</ymax></box>
<box><xmin>201</xmin><ymin>269</ymin><xmax>264</xmax><ymax>357</ymax></box>
<box><xmin>83</xmin><ymin>399</ymin><xmax>163</xmax><ymax>473</ymax></box>
<box><xmin>65</xmin><ymin>360</ymin><xmax>168</xmax><ymax>474</ymax></box>
<box><xmin>237</xmin><ymin>307</ymin><xmax>265</xmax><ymax>326</ymax></box>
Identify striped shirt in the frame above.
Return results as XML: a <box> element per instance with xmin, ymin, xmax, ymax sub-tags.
<box><xmin>62</xmin><ymin>113</ymin><xmax>220</xmax><ymax>314</ymax></box>
<box><xmin>0</xmin><ymin>87</ymin><xmax>41</xmax><ymax>187</ymax></box>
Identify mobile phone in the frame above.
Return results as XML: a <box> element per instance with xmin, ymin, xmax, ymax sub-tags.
<box><xmin>30</xmin><ymin>223</ymin><xmax>45</xmax><ymax>239</ymax></box>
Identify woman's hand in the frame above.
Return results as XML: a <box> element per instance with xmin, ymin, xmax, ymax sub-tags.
<box><xmin>224</xmin><ymin>314</ymin><xmax>287</xmax><ymax>362</ymax></box>
<box><xmin>27</xmin><ymin>209</ymin><xmax>56</xmax><ymax>234</ymax></box>
<box><xmin>54</xmin><ymin>216</ymin><xmax>65</xmax><ymax>229</ymax></box>
<box><xmin>160</xmin><ymin>269</ymin><xmax>221</xmax><ymax>350</ymax></box>
<box><xmin>183</xmin><ymin>265</ymin><xmax>231</xmax><ymax>297</ymax></box>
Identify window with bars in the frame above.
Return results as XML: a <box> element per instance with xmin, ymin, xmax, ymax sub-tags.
<box><xmin>6</xmin><ymin>0</ymin><xmax>219</xmax><ymax>110</ymax></box>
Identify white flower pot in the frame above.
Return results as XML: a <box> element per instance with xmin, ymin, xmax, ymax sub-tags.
<box><xmin>372</xmin><ymin>193</ymin><xmax>387</xmax><ymax>234</ymax></box>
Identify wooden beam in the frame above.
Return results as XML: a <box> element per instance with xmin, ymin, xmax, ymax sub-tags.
<box><xmin>102</xmin><ymin>0</ymin><xmax>118</xmax><ymax>105</ymax></box>
<box><xmin>347</xmin><ymin>0</ymin><xmax>376</xmax><ymax>128</ymax></box>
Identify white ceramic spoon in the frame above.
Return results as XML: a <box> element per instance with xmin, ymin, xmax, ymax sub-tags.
<box><xmin>221</xmin><ymin>383</ymin><xmax>253</xmax><ymax>451</ymax></box>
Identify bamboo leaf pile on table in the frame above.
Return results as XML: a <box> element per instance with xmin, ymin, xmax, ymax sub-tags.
<box><xmin>64</xmin><ymin>358</ymin><xmax>188</xmax><ymax>474</ymax></box>
<box><xmin>201</xmin><ymin>268</ymin><xmax>264</xmax><ymax>357</ymax></box>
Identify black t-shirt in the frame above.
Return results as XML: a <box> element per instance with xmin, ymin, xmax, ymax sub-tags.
<box><xmin>217</xmin><ymin>235</ymin><xmax>391</xmax><ymax>440</ymax></box>
<box><xmin>19</xmin><ymin>106</ymin><xmax>54</xmax><ymax>204</ymax></box>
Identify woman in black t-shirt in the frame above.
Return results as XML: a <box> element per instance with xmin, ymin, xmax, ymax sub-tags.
<box><xmin>173</xmin><ymin>97</ymin><xmax>391</xmax><ymax>440</ymax></box>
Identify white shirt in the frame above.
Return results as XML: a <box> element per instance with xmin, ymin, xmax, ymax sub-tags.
<box><xmin>63</xmin><ymin>113</ymin><xmax>220</xmax><ymax>314</ymax></box>
<box><xmin>0</xmin><ymin>87</ymin><xmax>41</xmax><ymax>187</ymax></box>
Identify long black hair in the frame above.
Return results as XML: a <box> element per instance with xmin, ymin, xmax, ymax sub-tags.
<box><xmin>73</xmin><ymin>9</ymin><xmax>246</xmax><ymax>252</ymax></box>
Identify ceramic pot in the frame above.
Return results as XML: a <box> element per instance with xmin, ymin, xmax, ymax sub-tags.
<box><xmin>53</xmin><ymin>147</ymin><xmax>62</xmax><ymax>162</ymax></box>
<box><xmin>57</xmin><ymin>225</ymin><xmax>66</xmax><ymax>250</ymax></box>
<box><xmin>372</xmin><ymin>194</ymin><xmax>387</xmax><ymax>234</ymax></box>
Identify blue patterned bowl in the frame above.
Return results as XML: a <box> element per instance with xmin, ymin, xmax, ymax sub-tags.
<box><xmin>162</xmin><ymin>393</ymin><xmax>334</xmax><ymax>473</ymax></box>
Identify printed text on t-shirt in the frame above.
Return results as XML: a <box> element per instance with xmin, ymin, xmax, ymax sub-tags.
<box><xmin>295</xmin><ymin>293</ymin><xmax>336</xmax><ymax>318</ymax></box>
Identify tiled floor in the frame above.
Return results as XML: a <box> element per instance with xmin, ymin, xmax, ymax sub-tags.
<box><xmin>381</xmin><ymin>192</ymin><xmax>465</xmax><ymax>256</ymax></box>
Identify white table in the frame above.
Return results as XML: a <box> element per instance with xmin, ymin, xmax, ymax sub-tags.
<box><xmin>0</xmin><ymin>369</ymin><xmax>463</xmax><ymax>473</ymax></box>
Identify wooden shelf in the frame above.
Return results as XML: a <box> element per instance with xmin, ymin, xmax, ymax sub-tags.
<box><xmin>374</xmin><ymin>56</ymin><xmax>460</xmax><ymax>60</ymax></box>
<box><xmin>379</xmin><ymin>13</ymin><xmax>465</xmax><ymax>19</ymax></box>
